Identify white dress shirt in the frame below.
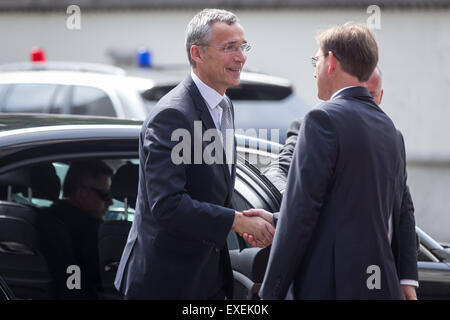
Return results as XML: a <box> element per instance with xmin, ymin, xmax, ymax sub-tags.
<box><xmin>191</xmin><ymin>71</ymin><xmax>224</xmax><ymax>131</ymax></box>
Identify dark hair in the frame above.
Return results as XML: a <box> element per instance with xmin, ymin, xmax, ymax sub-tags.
<box><xmin>63</xmin><ymin>160</ymin><xmax>113</xmax><ymax>197</ymax></box>
<box><xmin>317</xmin><ymin>23</ymin><xmax>378</xmax><ymax>82</ymax></box>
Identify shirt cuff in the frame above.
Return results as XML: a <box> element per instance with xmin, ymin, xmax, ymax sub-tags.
<box><xmin>400</xmin><ymin>279</ymin><xmax>419</xmax><ymax>288</ymax></box>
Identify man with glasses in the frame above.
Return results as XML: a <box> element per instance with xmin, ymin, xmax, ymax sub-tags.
<box><xmin>48</xmin><ymin>159</ymin><xmax>113</xmax><ymax>299</ymax></box>
<box><xmin>255</xmin><ymin>23</ymin><xmax>416</xmax><ymax>299</ymax></box>
<box><xmin>245</xmin><ymin>66</ymin><xmax>419</xmax><ymax>299</ymax></box>
<box><xmin>115</xmin><ymin>9</ymin><xmax>274</xmax><ymax>300</ymax></box>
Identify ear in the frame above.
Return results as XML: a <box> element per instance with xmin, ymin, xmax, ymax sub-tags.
<box><xmin>190</xmin><ymin>45</ymin><xmax>204</xmax><ymax>66</ymax></box>
<box><xmin>327</xmin><ymin>51</ymin><xmax>338</xmax><ymax>75</ymax></box>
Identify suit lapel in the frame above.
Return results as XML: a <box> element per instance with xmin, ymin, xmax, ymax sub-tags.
<box><xmin>182</xmin><ymin>75</ymin><xmax>233</xmax><ymax>188</ymax></box>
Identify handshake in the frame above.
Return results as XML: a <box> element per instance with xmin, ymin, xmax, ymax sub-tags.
<box><xmin>231</xmin><ymin>209</ymin><xmax>275</xmax><ymax>248</ymax></box>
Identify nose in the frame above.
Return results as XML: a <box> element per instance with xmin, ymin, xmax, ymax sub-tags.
<box><xmin>235</xmin><ymin>47</ymin><xmax>246</xmax><ymax>63</ymax></box>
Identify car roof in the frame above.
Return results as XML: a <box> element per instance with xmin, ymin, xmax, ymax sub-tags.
<box><xmin>0</xmin><ymin>70</ymin><xmax>155</xmax><ymax>93</ymax></box>
<box><xmin>0</xmin><ymin>114</ymin><xmax>142</xmax><ymax>172</ymax></box>
<box><xmin>0</xmin><ymin>113</ymin><xmax>141</xmax><ymax>133</ymax></box>
<box><xmin>0</xmin><ymin>61</ymin><xmax>127</xmax><ymax>75</ymax></box>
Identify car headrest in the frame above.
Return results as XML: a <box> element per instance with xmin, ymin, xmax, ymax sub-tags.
<box><xmin>111</xmin><ymin>162</ymin><xmax>138</xmax><ymax>209</ymax></box>
<box><xmin>0</xmin><ymin>163</ymin><xmax>61</xmax><ymax>202</ymax></box>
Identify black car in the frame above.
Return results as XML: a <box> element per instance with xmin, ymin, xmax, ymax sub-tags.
<box><xmin>0</xmin><ymin>114</ymin><xmax>448</xmax><ymax>300</ymax></box>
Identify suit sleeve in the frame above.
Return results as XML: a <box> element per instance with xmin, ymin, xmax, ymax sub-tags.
<box><xmin>263</xmin><ymin>119</ymin><xmax>301</xmax><ymax>193</ymax></box>
<box><xmin>259</xmin><ymin>109</ymin><xmax>337</xmax><ymax>299</ymax></box>
<box><xmin>143</xmin><ymin>107</ymin><xmax>235</xmax><ymax>248</ymax></box>
<box><xmin>397</xmin><ymin>133</ymin><xmax>419</xmax><ymax>281</ymax></box>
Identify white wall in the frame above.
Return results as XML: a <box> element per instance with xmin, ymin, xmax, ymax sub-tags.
<box><xmin>1</xmin><ymin>8</ymin><xmax>449</xmax><ymax>241</ymax></box>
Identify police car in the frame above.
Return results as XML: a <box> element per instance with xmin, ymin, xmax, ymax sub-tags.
<box><xmin>0</xmin><ymin>48</ymin><xmax>310</xmax><ymax>144</ymax></box>
<box><xmin>0</xmin><ymin>48</ymin><xmax>151</xmax><ymax>120</ymax></box>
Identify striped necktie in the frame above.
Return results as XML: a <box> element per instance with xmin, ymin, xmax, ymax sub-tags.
<box><xmin>218</xmin><ymin>98</ymin><xmax>234</xmax><ymax>173</ymax></box>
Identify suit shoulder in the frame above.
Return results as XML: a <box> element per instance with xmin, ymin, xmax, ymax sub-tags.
<box><xmin>143</xmin><ymin>86</ymin><xmax>194</xmax><ymax>132</ymax></box>
<box><xmin>304</xmin><ymin>103</ymin><xmax>336</xmax><ymax>123</ymax></box>
<box><xmin>156</xmin><ymin>82</ymin><xmax>192</xmax><ymax>111</ymax></box>
<box><xmin>146</xmin><ymin>82</ymin><xmax>193</xmax><ymax>119</ymax></box>
<box><xmin>315</xmin><ymin>100</ymin><xmax>345</xmax><ymax>115</ymax></box>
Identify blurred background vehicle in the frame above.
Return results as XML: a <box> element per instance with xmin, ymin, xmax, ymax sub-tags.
<box><xmin>0</xmin><ymin>47</ymin><xmax>309</xmax><ymax>143</ymax></box>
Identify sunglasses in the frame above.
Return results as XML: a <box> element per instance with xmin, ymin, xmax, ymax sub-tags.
<box><xmin>82</xmin><ymin>186</ymin><xmax>113</xmax><ymax>202</ymax></box>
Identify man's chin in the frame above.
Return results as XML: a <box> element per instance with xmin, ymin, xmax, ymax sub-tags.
<box><xmin>227</xmin><ymin>79</ymin><xmax>241</xmax><ymax>88</ymax></box>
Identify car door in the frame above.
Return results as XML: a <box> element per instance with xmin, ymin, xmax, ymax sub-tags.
<box><xmin>0</xmin><ymin>276</ymin><xmax>15</xmax><ymax>300</ymax></box>
<box><xmin>416</xmin><ymin>228</ymin><xmax>450</xmax><ymax>299</ymax></box>
<box><xmin>228</xmin><ymin>159</ymin><xmax>281</xmax><ymax>299</ymax></box>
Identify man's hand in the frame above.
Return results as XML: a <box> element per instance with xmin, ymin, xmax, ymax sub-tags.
<box><xmin>243</xmin><ymin>209</ymin><xmax>274</xmax><ymax>225</ymax></box>
<box><xmin>401</xmin><ymin>285</ymin><xmax>417</xmax><ymax>300</ymax></box>
<box><xmin>232</xmin><ymin>211</ymin><xmax>274</xmax><ymax>247</ymax></box>
<box><xmin>241</xmin><ymin>209</ymin><xmax>274</xmax><ymax>247</ymax></box>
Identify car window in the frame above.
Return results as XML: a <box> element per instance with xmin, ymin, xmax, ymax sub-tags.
<box><xmin>2</xmin><ymin>83</ymin><xmax>58</xmax><ymax>113</ymax></box>
<box><xmin>0</xmin><ymin>164</ymin><xmax>59</xmax><ymax>208</ymax></box>
<box><xmin>227</xmin><ymin>83</ymin><xmax>292</xmax><ymax>101</ymax></box>
<box><xmin>53</xmin><ymin>160</ymin><xmax>136</xmax><ymax>221</ymax></box>
<box><xmin>418</xmin><ymin>243</ymin><xmax>440</xmax><ymax>262</ymax></box>
<box><xmin>49</xmin><ymin>85</ymin><xmax>71</xmax><ymax>114</ymax></box>
<box><xmin>70</xmin><ymin>86</ymin><xmax>116</xmax><ymax>117</ymax></box>
<box><xmin>142</xmin><ymin>83</ymin><xmax>292</xmax><ymax>102</ymax></box>
<box><xmin>0</xmin><ymin>84</ymin><xmax>9</xmax><ymax>104</ymax></box>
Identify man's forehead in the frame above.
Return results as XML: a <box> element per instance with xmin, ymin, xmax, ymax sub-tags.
<box><xmin>211</xmin><ymin>21</ymin><xmax>244</xmax><ymax>36</ymax></box>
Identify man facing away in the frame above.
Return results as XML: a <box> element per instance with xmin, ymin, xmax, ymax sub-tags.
<box><xmin>255</xmin><ymin>23</ymin><xmax>415</xmax><ymax>299</ymax></box>
<box><xmin>248</xmin><ymin>66</ymin><xmax>418</xmax><ymax>299</ymax></box>
<box><xmin>114</xmin><ymin>8</ymin><xmax>274</xmax><ymax>300</ymax></box>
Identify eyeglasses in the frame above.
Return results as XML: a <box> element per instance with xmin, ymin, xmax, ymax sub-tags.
<box><xmin>311</xmin><ymin>54</ymin><xmax>327</xmax><ymax>68</ymax></box>
<box><xmin>202</xmin><ymin>43</ymin><xmax>251</xmax><ymax>54</ymax></box>
<box><xmin>82</xmin><ymin>186</ymin><xmax>112</xmax><ymax>202</ymax></box>
<box><xmin>311</xmin><ymin>52</ymin><xmax>339</xmax><ymax>68</ymax></box>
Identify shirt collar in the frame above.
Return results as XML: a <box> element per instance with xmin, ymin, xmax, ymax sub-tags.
<box><xmin>191</xmin><ymin>70</ymin><xmax>225</xmax><ymax>110</ymax></box>
<box><xmin>330</xmin><ymin>86</ymin><xmax>358</xmax><ymax>100</ymax></box>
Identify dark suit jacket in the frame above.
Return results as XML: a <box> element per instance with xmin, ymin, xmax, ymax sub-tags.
<box><xmin>114</xmin><ymin>75</ymin><xmax>237</xmax><ymax>299</ymax></box>
<box><xmin>260</xmin><ymin>86</ymin><xmax>417</xmax><ymax>299</ymax></box>
<box><xmin>263</xmin><ymin>119</ymin><xmax>301</xmax><ymax>194</ymax></box>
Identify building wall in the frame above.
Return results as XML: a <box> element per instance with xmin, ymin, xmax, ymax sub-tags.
<box><xmin>1</xmin><ymin>8</ymin><xmax>449</xmax><ymax>241</ymax></box>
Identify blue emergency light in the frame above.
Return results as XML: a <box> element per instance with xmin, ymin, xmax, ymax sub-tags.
<box><xmin>136</xmin><ymin>47</ymin><xmax>152</xmax><ymax>68</ymax></box>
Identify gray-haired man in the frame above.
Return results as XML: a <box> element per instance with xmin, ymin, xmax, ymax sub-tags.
<box><xmin>114</xmin><ymin>8</ymin><xmax>274</xmax><ymax>300</ymax></box>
